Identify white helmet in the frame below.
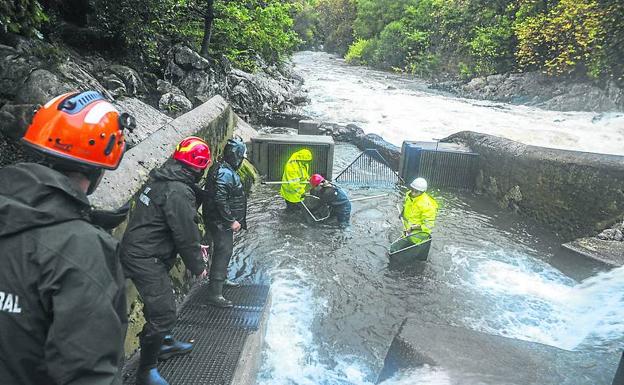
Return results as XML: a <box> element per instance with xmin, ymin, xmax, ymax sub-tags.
<box><xmin>410</xmin><ymin>177</ymin><xmax>427</xmax><ymax>192</ymax></box>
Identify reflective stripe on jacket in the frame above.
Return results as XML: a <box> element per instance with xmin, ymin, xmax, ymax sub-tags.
<box><xmin>402</xmin><ymin>191</ymin><xmax>438</xmax><ymax>235</ymax></box>
<box><xmin>279</xmin><ymin>149</ymin><xmax>312</xmax><ymax>203</ymax></box>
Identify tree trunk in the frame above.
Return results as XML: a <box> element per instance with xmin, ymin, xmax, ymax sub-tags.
<box><xmin>199</xmin><ymin>0</ymin><xmax>215</xmax><ymax>58</ymax></box>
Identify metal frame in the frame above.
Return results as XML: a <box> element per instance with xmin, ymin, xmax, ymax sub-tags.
<box><xmin>301</xmin><ymin>195</ymin><xmax>331</xmax><ymax>222</ymax></box>
<box><xmin>388</xmin><ymin>233</ymin><xmax>432</xmax><ymax>256</ymax></box>
<box><xmin>334</xmin><ymin>148</ymin><xmax>404</xmax><ymax>187</ymax></box>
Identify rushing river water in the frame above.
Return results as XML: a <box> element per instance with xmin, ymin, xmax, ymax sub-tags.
<box><xmin>291</xmin><ymin>51</ymin><xmax>624</xmax><ymax>156</ymax></box>
<box><xmin>231</xmin><ymin>53</ymin><xmax>624</xmax><ymax>384</ymax></box>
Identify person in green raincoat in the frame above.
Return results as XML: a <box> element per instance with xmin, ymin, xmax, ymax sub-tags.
<box><xmin>280</xmin><ymin>148</ymin><xmax>313</xmax><ymax>211</ymax></box>
<box><xmin>401</xmin><ymin>177</ymin><xmax>438</xmax><ymax>244</ymax></box>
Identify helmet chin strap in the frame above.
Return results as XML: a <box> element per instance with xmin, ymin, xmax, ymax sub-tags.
<box><xmin>86</xmin><ymin>169</ymin><xmax>104</xmax><ymax>195</ymax></box>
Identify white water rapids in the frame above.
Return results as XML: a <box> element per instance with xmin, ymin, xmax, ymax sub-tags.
<box><xmin>246</xmin><ymin>53</ymin><xmax>624</xmax><ymax>384</ymax></box>
<box><xmin>292</xmin><ymin>51</ymin><xmax>624</xmax><ymax>156</ymax></box>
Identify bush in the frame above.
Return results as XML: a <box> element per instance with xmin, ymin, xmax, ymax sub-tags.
<box><xmin>468</xmin><ymin>16</ymin><xmax>514</xmax><ymax>75</ymax></box>
<box><xmin>0</xmin><ymin>0</ymin><xmax>47</xmax><ymax>37</ymax></box>
<box><xmin>345</xmin><ymin>38</ymin><xmax>373</xmax><ymax>64</ymax></box>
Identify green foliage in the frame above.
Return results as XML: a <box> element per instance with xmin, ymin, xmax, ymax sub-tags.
<box><xmin>88</xmin><ymin>0</ymin><xmax>300</xmax><ymax>73</ymax></box>
<box><xmin>314</xmin><ymin>0</ymin><xmax>357</xmax><ymax>55</ymax></box>
<box><xmin>468</xmin><ymin>16</ymin><xmax>514</xmax><ymax>75</ymax></box>
<box><xmin>514</xmin><ymin>0</ymin><xmax>604</xmax><ymax>76</ymax></box>
<box><xmin>0</xmin><ymin>0</ymin><xmax>47</xmax><ymax>37</ymax></box>
<box><xmin>345</xmin><ymin>38</ymin><xmax>371</xmax><ymax>64</ymax></box>
<box><xmin>210</xmin><ymin>1</ymin><xmax>301</xmax><ymax>70</ymax></box>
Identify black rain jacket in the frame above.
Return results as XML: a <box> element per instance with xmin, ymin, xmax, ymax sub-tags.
<box><xmin>310</xmin><ymin>182</ymin><xmax>350</xmax><ymax>207</ymax></box>
<box><xmin>121</xmin><ymin>159</ymin><xmax>205</xmax><ymax>275</ymax></box>
<box><xmin>0</xmin><ymin>163</ymin><xmax>126</xmax><ymax>385</ymax></box>
<box><xmin>201</xmin><ymin>161</ymin><xmax>247</xmax><ymax>231</ymax></box>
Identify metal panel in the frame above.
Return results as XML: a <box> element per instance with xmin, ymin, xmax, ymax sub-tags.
<box><xmin>400</xmin><ymin>141</ymin><xmax>479</xmax><ymax>189</ymax></box>
<box><xmin>251</xmin><ymin>135</ymin><xmax>335</xmax><ymax>181</ymax></box>
<box><xmin>266</xmin><ymin>143</ymin><xmax>331</xmax><ymax>181</ymax></box>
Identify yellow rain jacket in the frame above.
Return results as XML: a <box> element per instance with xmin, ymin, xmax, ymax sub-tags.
<box><xmin>402</xmin><ymin>191</ymin><xmax>438</xmax><ymax>244</ymax></box>
<box><xmin>280</xmin><ymin>149</ymin><xmax>313</xmax><ymax>203</ymax></box>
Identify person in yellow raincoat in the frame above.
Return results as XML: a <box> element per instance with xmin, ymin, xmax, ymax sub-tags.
<box><xmin>401</xmin><ymin>177</ymin><xmax>438</xmax><ymax>244</ymax></box>
<box><xmin>280</xmin><ymin>148</ymin><xmax>313</xmax><ymax>211</ymax></box>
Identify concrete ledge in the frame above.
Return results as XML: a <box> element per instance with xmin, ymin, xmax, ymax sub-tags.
<box><xmin>563</xmin><ymin>238</ymin><xmax>624</xmax><ymax>267</ymax></box>
<box><xmin>90</xmin><ymin>95</ymin><xmax>234</xmax><ymax>210</ymax></box>
<box><xmin>444</xmin><ymin>131</ymin><xmax>624</xmax><ymax>240</ymax></box>
<box><xmin>378</xmin><ymin>318</ymin><xmax>619</xmax><ymax>385</ymax></box>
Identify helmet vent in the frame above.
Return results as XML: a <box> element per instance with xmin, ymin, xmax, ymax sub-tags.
<box><xmin>60</xmin><ymin>91</ymin><xmax>105</xmax><ymax>114</ymax></box>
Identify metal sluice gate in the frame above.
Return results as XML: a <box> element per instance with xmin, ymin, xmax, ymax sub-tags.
<box><xmin>123</xmin><ymin>284</ymin><xmax>269</xmax><ymax>385</ymax></box>
<box><xmin>335</xmin><ymin>149</ymin><xmax>403</xmax><ymax>188</ymax></box>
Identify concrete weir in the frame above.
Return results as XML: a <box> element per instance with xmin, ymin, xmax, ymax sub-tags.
<box><xmin>377</xmin><ymin>318</ymin><xmax>620</xmax><ymax>385</ymax></box>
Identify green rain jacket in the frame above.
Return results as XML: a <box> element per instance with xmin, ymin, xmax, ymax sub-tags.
<box><xmin>0</xmin><ymin>163</ymin><xmax>126</xmax><ymax>385</ymax></box>
<box><xmin>402</xmin><ymin>191</ymin><xmax>438</xmax><ymax>244</ymax></box>
<box><xmin>279</xmin><ymin>149</ymin><xmax>312</xmax><ymax>203</ymax></box>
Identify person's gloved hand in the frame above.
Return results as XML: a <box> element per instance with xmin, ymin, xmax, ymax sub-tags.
<box><xmin>91</xmin><ymin>202</ymin><xmax>131</xmax><ymax>230</ymax></box>
<box><xmin>231</xmin><ymin>220</ymin><xmax>241</xmax><ymax>232</ymax></box>
<box><xmin>200</xmin><ymin>245</ymin><xmax>210</xmax><ymax>262</ymax></box>
<box><xmin>197</xmin><ymin>269</ymin><xmax>208</xmax><ymax>279</ymax></box>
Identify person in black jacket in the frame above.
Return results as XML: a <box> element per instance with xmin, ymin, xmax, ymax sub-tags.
<box><xmin>308</xmin><ymin>174</ymin><xmax>351</xmax><ymax>227</ymax></box>
<box><xmin>0</xmin><ymin>91</ymin><xmax>132</xmax><ymax>385</ymax></box>
<box><xmin>201</xmin><ymin>137</ymin><xmax>248</xmax><ymax>308</ymax></box>
<box><xmin>121</xmin><ymin>136</ymin><xmax>210</xmax><ymax>385</ymax></box>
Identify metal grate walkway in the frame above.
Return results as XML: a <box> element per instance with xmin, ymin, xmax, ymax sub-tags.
<box><xmin>123</xmin><ymin>284</ymin><xmax>270</xmax><ymax>385</ymax></box>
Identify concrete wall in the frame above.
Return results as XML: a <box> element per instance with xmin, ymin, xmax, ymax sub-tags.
<box><xmin>89</xmin><ymin>95</ymin><xmax>252</xmax><ymax>355</ymax></box>
<box><xmin>444</xmin><ymin>131</ymin><xmax>624</xmax><ymax>240</ymax></box>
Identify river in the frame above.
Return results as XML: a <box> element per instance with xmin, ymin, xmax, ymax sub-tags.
<box><xmin>291</xmin><ymin>51</ymin><xmax>624</xmax><ymax>156</ymax></box>
<box><xmin>230</xmin><ymin>53</ymin><xmax>624</xmax><ymax>384</ymax></box>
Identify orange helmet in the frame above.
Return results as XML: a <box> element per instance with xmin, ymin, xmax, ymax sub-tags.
<box><xmin>22</xmin><ymin>91</ymin><xmax>134</xmax><ymax>170</ymax></box>
<box><xmin>173</xmin><ymin>136</ymin><xmax>211</xmax><ymax>169</ymax></box>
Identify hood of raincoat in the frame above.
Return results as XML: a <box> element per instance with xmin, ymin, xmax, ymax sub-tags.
<box><xmin>0</xmin><ymin>163</ymin><xmax>90</xmax><ymax>237</ymax></box>
<box><xmin>288</xmin><ymin>149</ymin><xmax>313</xmax><ymax>162</ymax></box>
<box><xmin>151</xmin><ymin>158</ymin><xmax>201</xmax><ymax>185</ymax></box>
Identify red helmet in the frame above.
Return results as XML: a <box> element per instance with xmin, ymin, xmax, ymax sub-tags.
<box><xmin>310</xmin><ymin>174</ymin><xmax>325</xmax><ymax>187</ymax></box>
<box><xmin>22</xmin><ymin>91</ymin><xmax>133</xmax><ymax>170</ymax></box>
<box><xmin>173</xmin><ymin>136</ymin><xmax>211</xmax><ymax>169</ymax></box>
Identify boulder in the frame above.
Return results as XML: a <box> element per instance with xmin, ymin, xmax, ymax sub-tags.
<box><xmin>15</xmin><ymin>69</ymin><xmax>73</xmax><ymax>105</ymax></box>
<box><xmin>0</xmin><ymin>44</ymin><xmax>39</xmax><ymax>99</ymax></box>
<box><xmin>105</xmin><ymin>65</ymin><xmax>147</xmax><ymax>96</ymax></box>
<box><xmin>99</xmin><ymin>73</ymin><xmax>127</xmax><ymax>97</ymax></box>
<box><xmin>156</xmin><ymin>80</ymin><xmax>185</xmax><ymax>96</ymax></box>
<box><xmin>173</xmin><ymin>46</ymin><xmax>211</xmax><ymax>71</ymax></box>
<box><xmin>0</xmin><ymin>103</ymin><xmax>37</xmax><ymax>139</ymax></box>
<box><xmin>158</xmin><ymin>92</ymin><xmax>193</xmax><ymax>117</ymax></box>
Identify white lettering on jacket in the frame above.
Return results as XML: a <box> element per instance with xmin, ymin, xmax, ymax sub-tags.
<box><xmin>139</xmin><ymin>187</ymin><xmax>151</xmax><ymax>206</ymax></box>
<box><xmin>0</xmin><ymin>292</ymin><xmax>22</xmax><ymax>313</ymax></box>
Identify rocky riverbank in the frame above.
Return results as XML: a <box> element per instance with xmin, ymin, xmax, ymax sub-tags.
<box><xmin>0</xmin><ymin>36</ymin><xmax>307</xmax><ymax>167</ymax></box>
<box><xmin>433</xmin><ymin>72</ymin><xmax>624</xmax><ymax>113</ymax></box>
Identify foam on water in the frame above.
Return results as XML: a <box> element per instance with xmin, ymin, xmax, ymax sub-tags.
<box><xmin>448</xmin><ymin>243</ymin><xmax>624</xmax><ymax>351</ymax></box>
<box><xmin>293</xmin><ymin>51</ymin><xmax>624</xmax><ymax>156</ymax></box>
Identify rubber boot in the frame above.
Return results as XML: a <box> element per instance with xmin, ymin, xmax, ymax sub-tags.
<box><xmin>158</xmin><ymin>335</ymin><xmax>193</xmax><ymax>361</ymax></box>
<box><xmin>136</xmin><ymin>335</ymin><xmax>169</xmax><ymax>385</ymax></box>
<box><xmin>206</xmin><ymin>279</ymin><xmax>233</xmax><ymax>308</ymax></box>
<box><xmin>224</xmin><ymin>279</ymin><xmax>240</xmax><ymax>287</ymax></box>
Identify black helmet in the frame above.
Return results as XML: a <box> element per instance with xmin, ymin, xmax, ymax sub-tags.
<box><xmin>222</xmin><ymin>137</ymin><xmax>246</xmax><ymax>170</ymax></box>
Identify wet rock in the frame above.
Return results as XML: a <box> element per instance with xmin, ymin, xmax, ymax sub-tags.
<box><xmin>99</xmin><ymin>73</ymin><xmax>126</xmax><ymax>97</ymax></box>
<box><xmin>104</xmin><ymin>65</ymin><xmax>147</xmax><ymax>96</ymax></box>
<box><xmin>0</xmin><ymin>103</ymin><xmax>37</xmax><ymax>139</ymax></box>
<box><xmin>158</xmin><ymin>92</ymin><xmax>193</xmax><ymax>117</ymax></box>
<box><xmin>354</xmin><ymin>133</ymin><xmax>400</xmax><ymax>170</ymax></box>
<box><xmin>15</xmin><ymin>69</ymin><xmax>73</xmax><ymax>105</ymax></box>
<box><xmin>173</xmin><ymin>45</ymin><xmax>211</xmax><ymax>71</ymax></box>
<box><xmin>435</xmin><ymin>72</ymin><xmax>624</xmax><ymax>112</ymax></box>
<box><xmin>0</xmin><ymin>44</ymin><xmax>39</xmax><ymax>99</ymax></box>
<box><xmin>597</xmin><ymin>228</ymin><xmax>624</xmax><ymax>241</ymax></box>
<box><xmin>156</xmin><ymin>79</ymin><xmax>185</xmax><ymax>96</ymax></box>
